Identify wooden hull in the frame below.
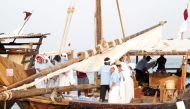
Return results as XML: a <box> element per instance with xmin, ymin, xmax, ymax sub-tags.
<box><xmin>17</xmin><ymin>101</ymin><xmax>67</xmax><ymax>109</ymax></box>
<box><xmin>17</xmin><ymin>97</ymin><xmax>69</xmax><ymax>109</ymax></box>
<box><xmin>69</xmin><ymin>101</ymin><xmax>177</xmax><ymax>109</ymax></box>
<box><xmin>16</xmin><ymin>96</ymin><xmax>190</xmax><ymax>109</ymax></box>
<box><xmin>16</xmin><ymin>99</ymin><xmax>190</xmax><ymax>109</ymax></box>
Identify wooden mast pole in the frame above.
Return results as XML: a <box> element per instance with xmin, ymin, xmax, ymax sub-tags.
<box><xmin>94</xmin><ymin>0</ymin><xmax>102</xmax><ymax>86</ymax></box>
<box><xmin>95</xmin><ymin>0</ymin><xmax>102</xmax><ymax>46</ymax></box>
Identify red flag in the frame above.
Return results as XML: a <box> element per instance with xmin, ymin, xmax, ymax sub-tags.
<box><xmin>178</xmin><ymin>6</ymin><xmax>189</xmax><ymax>39</ymax></box>
<box><xmin>184</xmin><ymin>8</ymin><xmax>188</xmax><ymax>20</ymax></box>
<box><xmin>23</xmin><ymin>11</ymin><xmax>32</xmax><ymax>20</ymax></box>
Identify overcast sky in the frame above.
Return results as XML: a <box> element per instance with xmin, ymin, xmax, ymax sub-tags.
<box><xmin>0</xmin><ymin>0</ymin><xmax>189</xmax><ymax>53</ymax></box>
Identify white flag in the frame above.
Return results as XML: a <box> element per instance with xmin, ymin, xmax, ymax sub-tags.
<box><xmin>178</xmin><ymin>20</ymin><xmax>188</xmax><ymax>39</ymax></box>
<box><xmin>178</xmin><ymin>7</ymin><xmax>188</xmax><ymax>40</ymax></box>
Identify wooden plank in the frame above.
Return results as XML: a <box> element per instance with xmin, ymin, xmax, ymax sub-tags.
<box><xmin>0</xmin><ymin>56</ymin><xmax>27</xmax><ymax>86</ymax></box>
<box><xmin>8</xmin><ymin>55</ymin><xmax>25</xmax><ymax>65</ymax></box>
<box><xmin>0</xmin><ymin>33</ymin><xmax>49</xmax><ymax>40</ymax></box>
<box><xmin>1</xmin><ymin>42</ymin><xmax>41</xmax><ymax>46</ymax></box>
<box><xmin>0</xmin><ymin>49</ymin><xmax>38</xmax><ymax>55</ymax></box>
<box><xmin>1</xmin><ymin>48</ymin><xmax>27</xmax><ymax>50</ymax></box>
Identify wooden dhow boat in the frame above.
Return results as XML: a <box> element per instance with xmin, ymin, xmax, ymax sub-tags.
<box><xmin>1</xmin><ymin>1</ymin><xmax>190</xmax><ymax>109</ymax></box>
<box><xmin>1</xmin><ymin>21</ymin><xmax>190</xmax><ymax>109</ymax></box>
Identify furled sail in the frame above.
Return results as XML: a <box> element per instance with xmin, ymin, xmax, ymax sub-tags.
<box><xmin>73</xmin><ymin>24</ymin><xmax>163</xmax><ymax>72</ymax></box>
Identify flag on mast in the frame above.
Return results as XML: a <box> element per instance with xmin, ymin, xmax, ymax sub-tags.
<box><xmin>23</xmin><ymin>11</ymin><xmax>32</xmax><ymax>20</ymax></box>
<box><xmin>13</xmin><ymin>11</ymin><xmax>32</xmax><ymax>35</ymax></box>
<box><xmin>178</xmin><ymin>5</ymin><xmax>189</xmax><ymax>40</ymax></box>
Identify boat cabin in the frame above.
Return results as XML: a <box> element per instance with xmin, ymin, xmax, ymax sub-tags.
<box><xmin>0</xmin><ymin>33</ymin><xmax>49</xmax><ymax>85</ymax></box>
<box><xmin>127</xmin><ymin>49</ymin><xmax>190</xmax><ymax>103</ymax></box>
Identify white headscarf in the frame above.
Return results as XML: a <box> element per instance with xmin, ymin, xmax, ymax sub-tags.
<box><xmin>111</xmin><ymin>65</ymin><xmax>118</xmax><ymax>73</ymax></box>
<box><xmin>120</xmin><ymin>62</ymin><xmax>131</xmax><ymax>77</ymax></box>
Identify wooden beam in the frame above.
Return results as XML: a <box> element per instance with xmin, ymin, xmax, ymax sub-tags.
<box><xmin>0</xmin><ymin>49</ymin><xmax>38</xmax><ymax>55</ymax></box>
<box><xmin>1</xmin><ymin>42</ymin><xmax>41</xmax><ymax>46</ymax></box>
<box><xmin>182</xmin><ymin>55</ymin><xmax>188</xmax><ymax>89</ymax></box>
<box><xmin>0</xmin><ymin>84</ymin><xmax>99</xmax><ymax>101</ymax></box>
<box><xmin>0</xmin><ymin>33</ymin><xmax>49</xmax><ymax>40</ymax></box>
<box><xmin>19</xmin><ymin>96</ymin><xmax>70</xmax><ymax>105</ymax></box>
<box><xmin>127</xmin><ymin>51</ymin><xmax>190</xmax><ymax>56</ymax></box>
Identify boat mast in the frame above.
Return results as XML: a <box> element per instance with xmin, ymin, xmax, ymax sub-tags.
<box><xmin>95</xmin><ymin>0</ymin><xmax>102</xmax><ymax>46</ymax></box>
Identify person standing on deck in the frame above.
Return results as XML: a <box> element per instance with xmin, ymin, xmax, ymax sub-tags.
<box><xmin>108</xmin><ymin>65</ymin><xmax>121</xmax><ymax>103</ymax></box>
<box><xmin>153</xmin><ymin>55</ymin><xmax>167</xmax><ymax>73</ymax></box>
<box><xmin>59</xmin><ymin>69</ymin><xmax>77</xmax><ymax>97</ymax></box>
<box><xmin>135</xmin><ymin>56</ymin><xmax>152</xmax><ymax>86</ymax></box>
<box><xmin>116</xmin><ymin>61</ymin><xmax>134</xmax><ymax>103</ymax></box>
<box><xmin>53</xmin><ymin>54</ymin><xmax>76</xmax><ymax>90</ymax></box>
<box><xmin>61</xmin><ymin>53</ymin><xmax>69</xmax><ymax>63</ymax></box>
<box><xmin>98</xmin><ymin>57</ymin><xmax>111</xmax><ymax>102</ymax></box>
<box><xmin>34</xmin><ymin>54</ymin><xmax>54</xmax><ymax>88</ymax></box>
<box><xmin>53</xmin><ymin>55</ymin><xmax>62</xmax><ymax>65</ymax></box>
<box><xmin>44</xmin><ymin>55</ymin><xmax>57</xmax><ymax>88</ymax></box>
<box><xmin>120</xmin><ymin>55</ymin><xmax>129</xmax><ymax>65</ymax></box>
<box><xmin>76</xmin><ymin>71</ymin><xmax>89</xmax><ymax>96</ymax></box>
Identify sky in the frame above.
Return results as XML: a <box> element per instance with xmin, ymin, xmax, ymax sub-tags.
<box><xmin>0</xmin><ymin>0</ymin><xmax>189</xmax><ymax>54</ymax></box>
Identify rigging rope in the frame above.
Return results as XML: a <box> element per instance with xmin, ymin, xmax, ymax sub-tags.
<box><xmin>116</xmin><ymin>0</ymin><xmax>126</xmax><ymax>38</ymax></box>
<box><xmin>60</xmin><ymin>0</ymin><xmax>76</xmax><ymax>53</ymax></box>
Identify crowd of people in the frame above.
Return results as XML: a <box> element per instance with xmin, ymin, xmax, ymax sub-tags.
<box><xmin>34</xmin><ymin>53</ymin><xmax>75</xmax><ymax>89</ymax></box>
<box><xmin>34</xmin><ymin>53</ymin><xmax>90</xmax><ymax>97</ymax></box>
<box><xmin>34</xmin><ymin>53</ymin><xmax>174</xmax><ymax>103</ymax></box>
<box><xmin>34</xmin><ymin>53</ymin><xmax>136</xmax><ymax>103</ymax></box>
